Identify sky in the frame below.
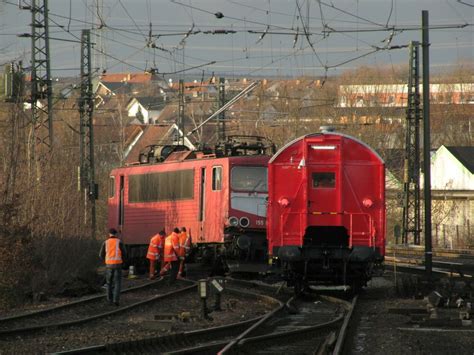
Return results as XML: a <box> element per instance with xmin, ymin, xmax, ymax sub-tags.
<box><xmin>0</xmin><ymin>0</ymin><xmax>472</xmax><ymax>80</ymax></box>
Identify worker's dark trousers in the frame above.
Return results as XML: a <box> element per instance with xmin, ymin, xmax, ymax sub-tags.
<box><xmin>105</xmin><ymin>267</ymin><xmax>122</xmax><ymax>304</ymax></box>
<box><xmin>169</xmin><ymin>260</ymin><xmax>179</xmax><ymax>283</ymax></box>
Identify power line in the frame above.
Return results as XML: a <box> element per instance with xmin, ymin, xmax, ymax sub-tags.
<box><xmin>170</xmin><ymin>0</ymin><xmax>295</xmax><ymax>31</ymax></box>
<box><xmin>3</xmin><ymin>0</ymin><xmax>473</xmax><ymax>79</ymax></box>
<box><xmin>117</xmin><ymin>0</ymin><xmax>148</xmax><ymax>41</ymax></box>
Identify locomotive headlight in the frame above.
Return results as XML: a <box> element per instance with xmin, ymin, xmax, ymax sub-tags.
<box><xmin>239</xmin><ymin>217</ymin><xmax>250</xmax><ymax>228</ymax></box>
<box><xmin>229</xmin><ymin>216</ymin><xmax>239</xmax><ymax>227</ymax></box>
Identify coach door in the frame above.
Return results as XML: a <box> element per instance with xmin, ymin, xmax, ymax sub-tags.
<box><xmin>308</xmin><ymin>170</ymin><xmax>338</xmax><ymax>213</ymax></box>
<box><xmin>306</xmin><ymin>142</ymin><xmax>342</xmax><ymax>227</ymax></box>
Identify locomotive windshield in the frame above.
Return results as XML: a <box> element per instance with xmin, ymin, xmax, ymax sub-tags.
<box><xmin>231</xmin><ymin>166</ymin><xmax>268</xmax><ymax>192</ymax></box>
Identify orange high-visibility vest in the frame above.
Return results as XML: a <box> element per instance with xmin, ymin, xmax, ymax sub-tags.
<box><xmin>178</xmin><ymin>232</ymin><xmax>191</xmax><ymax>257</ymax></box>
<box><xmin>163</xmin><ymin>232</ymin><xmax>179</xmax><ymax>262</ymax></box>
<box><xmin>147</xmin><ymin>234</ymin><xmax>163</xmax><ymax>260</ymax></box>
<box><xmin>105</xmin><ymin>238</ymin><xmax>123</xmax><ymax>265</ymax></box>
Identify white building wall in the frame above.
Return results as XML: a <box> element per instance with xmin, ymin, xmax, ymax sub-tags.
<box><xmin>431</xmin><ymin>146</ymin><xmax>474</xmax><ymax>190</ymax></box>
<box><xmin>127</xmin><ymin>101</ymin><xmax>141</xmax><ymax>117</ymax></box>
<box><xmin>128</xmin><ymin>101</ymin><xmax>157</xmax><ymax>124</ymax></box>
<box><xmin>432</xmin><ymin>200</ymin><xmax>473</xmax><ymax>248</ymax></box>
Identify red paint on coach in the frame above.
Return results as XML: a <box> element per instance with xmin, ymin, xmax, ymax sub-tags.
<box><xmin>267</xmin><ymin>132</ymin><xmax>385</xmax><ymax>257</ymax></box>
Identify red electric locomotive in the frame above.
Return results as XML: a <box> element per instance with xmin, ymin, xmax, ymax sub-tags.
<box><xmin>108</xmin><ymin>137</ymin><xmax>274</xmax><ymax>268</ymax></box>
<box><xmin>267</xmin><ymin>129</ymin><xmax>385</xmax><ymax>291</ymax></box>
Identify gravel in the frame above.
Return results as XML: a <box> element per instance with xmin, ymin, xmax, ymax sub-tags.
<box><xmin>0</xmin><ymin>278</ymin><xmax>277</xmax><ymax>354</ymax></box>
<box><xmin>344</xmin><ymin>273</ymin><xmax>474</xmax><ymax>355</ymax></box>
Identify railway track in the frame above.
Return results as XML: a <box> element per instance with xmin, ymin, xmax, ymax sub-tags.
<box><xmin>53</xmin><ymin>279</ymin><xmax>284</xmax><ymax>354</ymax></box>
<box><xmin>386</xmin><ymin>246</ymin><xmax>474</xmax><ymax>260</ymax></box>
<box><xmin>0</xmin><ymin>276</ymin><xmax>279</xmax><ymax>354</ymax></box>
<box><xmin>218</xmin><ymin>293</ymin><xmax>357</xmax><ymax>354</ymax></box>
<box><xmin>385</xmin><ymin>255</ymin><xmax>474</xmax><ymax>278</ymax></box>
<box><xmin>56</xmin><ymin>278</ymin><xmax>357</xmax><ymax>355</ymax></box>
<box><xmin>0</xmin><ymin>277</ymin><xmax>163</xmax><ymax>321</ymax></box>
<box><xmin>386</xmin><ymin>246</ymin><xmax>474</xmax><ymax>275</ymax></box>
<box><xmin>0</xmin><ymin>278</ymin><xmax>195</xmax><ymax>336</ymax></box>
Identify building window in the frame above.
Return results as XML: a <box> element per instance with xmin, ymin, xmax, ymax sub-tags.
<box><xmin>212</xmin><ymin>166</ymin><xmax>223</xmax><ymax>191</ymax></box>
<box><xmin>387</xmin><ymin>95</ymin><xmax>395</xmax><ymax>106</ymax></box>
<box><xmin>340</xmin><ymin>95</ymin><xmax>347</xmax><ymax>107</ymax></box>
<box><xmin>312</xmin><ymin>172</ymin><xmax>335</xmax><ymax>188</ymax></box>
<box><xmin>108</xmin><ymin>176</ymin><xmax>115</xmax><ymax>198</ymax></box>
<box><xmin>369</xmin><ymin>95</ymin><xmax>379</xmax><ymax>107</ymax></box>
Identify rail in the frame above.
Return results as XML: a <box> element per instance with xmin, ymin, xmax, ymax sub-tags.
<box><xmin>386</xmin><ymin>246</ymin><xmax>474</xmax><ymax>258</ymax></box>
<box><xmin>0</xmin><ymin>279</ymin><xmax>196</xmax><ymax>336</ymax></box>
<box><xmin>0</xmin><ymin>277</ymin><xmax>164</xmax><ymax>323</ymax></box>
<box><xmin>218</xmin><ymin>293</ymin><xmax>357</xmax><ymax>354</ymax></box>
<box><xmin>52</xmin><ymin>278</ymin><xmax>284</xmax><ymax>354</ymax></box>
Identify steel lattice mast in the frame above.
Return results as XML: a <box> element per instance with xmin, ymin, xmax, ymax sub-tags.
<box><xmin>30</xmin><ymin>0</ymin><xmax>53</xmax><ymax>156</ymax></box>
<box><xmin>402</xmin><ymin>41</ymin><xmax>422</xmax><ymax>245</ymax></box>
<box><xmin>79</xmin><ymin>29</ymin><xmax>96</xmax><ymax>237</ymax></box>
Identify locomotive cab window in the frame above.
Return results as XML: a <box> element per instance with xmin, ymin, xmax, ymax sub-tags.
<box><xmin>212</xmin><ymin>166</ymin><xmax>222</xmax><ymax>191</ymax></box>
<box><xmin>312</xmin><ymin>172</ymin><xmax>335</xmax><ymax>188</ymax></box>
<box><xmin>108</xmin><ymin>176</ymin><xmax>115</xmax><ymax>198</ymax></box>
<box><xmin>231</xmin><ymin>166</ymin><xmax>267</xmax><ymax>192</ymax></box>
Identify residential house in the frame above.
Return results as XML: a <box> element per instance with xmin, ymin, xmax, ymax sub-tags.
<box><xmin>124</xmin><ymin>124</ymin><xmax>173</xmax><ymax>164</ymax></box>
<box><xmin>100</xmin><ymin>72</ymin><xmax>167</xmax><ymax>87</ymax></box>
<box><xmin>126</xmin><ymin>96</ymin><xmax>166</xmax><ymax>124</ymax></box>
<box><xmin>338</xmin><ymin>83</ymin><xmax>474</xmax><ymax>108</ymax></box>
<box><xmin>94</xmin><ymin>81</ymin><xmax>137</xmax><ymax>108</ymax></box>
<box><xmin>95</xmin><ymin>71</ymin><xmax>171</xmax><ymax>107</ymax></box>
<box><xmin>428</xmin><ymin>145</ymin><xmax>474</xmax><ymax>248</ymax></box>
<box><xmin>124</xmin><ymin>123</ymin><xmax>224</xmax><ymax>165</ymax></box>
<box><xmin>431</xmin><ymin>146</ymin><xmax>474</xmax><ymax>190</ymax></box>
<box><xmin>169</xmin><ymin>80</ymin><xmax>218</xmax><ymax>99</ymax></box>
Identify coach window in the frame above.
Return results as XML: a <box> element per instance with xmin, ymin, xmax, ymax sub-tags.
<box><xmin>212</xmin><ymin>166</ymin><xmax>222</xmax><ymax>191</ymax></box>
<box><xmin>108</xmin><ymin>176</ymin><xmax>115</xmax><ymax>198</ymax></box>
<box><xmin>312</xmin><ymin>172</ymin><xmax>335</xmax><ymax>188</ymax></box>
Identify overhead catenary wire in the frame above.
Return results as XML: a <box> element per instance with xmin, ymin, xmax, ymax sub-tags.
<box><xmin>118</xmin><ymin>0</ymin><xmax>148</xmax><ymax>41</ymax></box>
<box><xmin>296</xmin><ymin>0</ymin><xmax>325</xmax><ymax>69</ymax></box>
<box><xmin>170</xmin><ymin>0</ymin><xmax>296</xmax><ymax>31</ymax></box>
<box><xmin>2</xmin><ymin>0</ymin><xmax>472</xmax><ymax>79</ymax></box>
<box><xmin>187</xmin><ymin>81</ymin><xmax>259</xmax><ymax>136</ymax></box>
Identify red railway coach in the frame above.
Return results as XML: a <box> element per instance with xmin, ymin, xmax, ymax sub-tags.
<box><xmin>108</xmin><ymin>144</ymin><xmax>271</xmax><ymax>268</ymax></box>
<box><xmin>267</xmin><ymin>130</ymin><xmax>385</xmax><ymax>291</ymax></box>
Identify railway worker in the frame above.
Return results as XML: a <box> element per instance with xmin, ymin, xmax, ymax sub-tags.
<box><xmin>99</xmin><ymin>228</ymin><xmax>127</xmax><ymax>306</ymax></box>
<box><xmin>177</xmin><ymin>227</ymin><xmax>192</xmax><ymax>280</ymax></box>
<box><xmin>159</xmin><ymin>230</ymin><xmax>166</xmax><ymax>269</ymax></box>
<box><xmin>160</xmin><ymin>227</ymin><xmax>180</xmax><ymax>282</ymax></box>
<box><xmin>146</xmin><ymin>230</ymin><xmax>165</xmax><ymax>280</ymax></box>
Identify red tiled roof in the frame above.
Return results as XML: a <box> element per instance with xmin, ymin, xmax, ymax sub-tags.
<box><xmin>100</xmin><ymin>72</ymin><xmax>156</xmax><ymax>83</ymax></box>
<box><xmin>125</xmin><ymin>125</ymin><xmax>172</xmax><ymax>164</ymax></box>
<box><xmin>123</xmin><ymin>125</ymin><xmax>145</xmax><ymax>148</ymax></box>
